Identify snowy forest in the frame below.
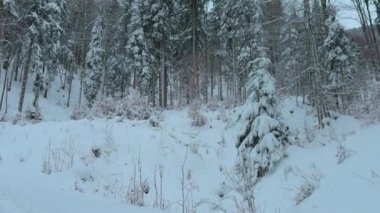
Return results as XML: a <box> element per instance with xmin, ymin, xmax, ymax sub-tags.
<box><xmin>1</xmin><ymin>0</ymin><xmax>380</xmax><ymax>212</ymax></box>
<box><xmin>1</xmin><ymin>0</ymin><xmax>379</xmax><ymax>118</ymax></box>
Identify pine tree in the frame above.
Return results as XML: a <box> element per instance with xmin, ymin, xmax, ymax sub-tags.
<box><xmin>83</xmin><ymin>17</ymin><xmax>104</xmax><ymax>107</ymax></box>
<box><xmin>105</xmin><ymin>0</ymin><xmax>131</xmax><ymax>98</ymax></box>
<box><xmin>126</xmin><ymin>0</ymin><xmax>152</xmax><ymax>99</ymax></box>
<box><xmin>322</xmin><ymin>14</ymin><xmax>359</xmax><ymax>112</ymax></box>
<box><xmin>235</xmin><ymin>3</ymin><xmax>288</xmax><ymax>207</ymax></box>
<box><xmin>42</xmin><ymin>0</ymin><xmax>67</xmax><ymax>98</ymax></box>
<box><xmin>279</xmin><ymin>12</ymin><xmax>302</xmax><ymax>95</ymax></box>
<box><xmin>25</xmin><ymin>0</ymin><xmax>67</xmax><ymax>106</ymax></box>
<box><xmin>236</xmin><ymin>48</ymin><xmax>288</xmax><ymax>180</ymax></box>
<box><xmin>142</xmin><ymin>0</ymin><xmax>174</xmax><ymax>107</ymax></box>
<box><xmin>2</xmin><ymin>0</ymin><xmax>17</xmax><ymax>17</ymax></box>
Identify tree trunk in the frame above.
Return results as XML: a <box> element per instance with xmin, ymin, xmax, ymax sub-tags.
<box><xmin>43</xmin><ymin>60</ymin><xmax>48</xmax><ymax>99</ymax></box>
<box><xmin>364</xmin><ymin>0</ymin><xmax>380</xmax><ymax>67</ymax></box>
<box><xmin>67</xmin><ymin>80</ymin><xmax>72</xmax><ymax>108</ymax></box>
<box><xmin>353</xmin><ymin>0</ymin><xmax>380</xmax><ymax>70</ymax></box>
<box><xmin>79</xmin><ymin>66</ymin><xmax>84</xmax><ymax>108</ymax></box>
<box><xmin>18</xmin><ymin>41</ymin><xmax>33</xmax><ymax>113</ymax></box>
<box><xmin>218</xmin><ymin>58</ymin><xmax>223</xmax><ymax>101</ymax></box>
<box><xmin>8</xmin><ymin>47</ymin><xmax>21</xmax><ymax>91</ymax></box>
<box><xmin>210</xmin><ymin>54</ymin><xmax>214</xmax><ymax>99</ymax></box>
<box><xmin>192</xmin><ymin>0</ymin><xmax>198</xmax><ymax>100</ymax></box>
<box><xmin>160</xmin><ymin>39</ymin><xmax>167</xmax><ymax>108</ymax></box>
<box><xmin>64</xmin><ymin>59</ymin><xmax>72</xmax><ymax>107</ymax></box>
<box><xmin>0</xmin><ymin>61</ymin><xmax>9</xmax><ymax>112</ymax></box>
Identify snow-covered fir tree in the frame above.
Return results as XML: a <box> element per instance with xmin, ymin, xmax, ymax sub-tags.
<box><xmin>103</xmin><ymin>0</ymin><xmax>131</xmax><ymax>98</ymax></box>
<box><xmin>231</xmin><ymin>0</ymin><xmax>260</xmax><ymax>91</ymax></box>
<box><xmin>142</xmin><ymin>0</ymin><xmax>174</xmax><ymax>106</ymax></box>
<box><xmin>27</xmin><ymin>0</ymin><xmax>46</xmax><ymax>107</ymax></box>
<box><xmin>279</xmin><ymin>12</ymin><xmax>302</xmax><ymax>95</ymax></box>
<box><xmin>84</xmin><ymin>17</ymin><xmax>104</xmax><ymax>107</ymax></box>
<box><xmin>235</xmin><ymin>0</ymin><xmax>288</xmax><ymax>191</ymax></box>
<box><xmin>41</xmin><ymin>0</ymin><xmax>67</xmax><ymax>98</ymax></box>
<box><xmin>2</xmin><ymin>0</ymin><xmax>18</xmax><ymax>17</ymax></box>
<box><xmin>322</xmin><ymin>14</ymin><xmax>359</xmax><ymax>112</ymax></box>
<box><xmin>25</xmin><ymin>0</ymin><xmax>66</xmax><ymax>106</ymax></box>
<box><xmin>236</xmin><ymin>48</ymin><xmax>288</xmax><ymax>180</ymax></box>
<box><xmin>126</xmin><ymin>0</ymin><xmax>152</xmax><ymax>98</ymax></box>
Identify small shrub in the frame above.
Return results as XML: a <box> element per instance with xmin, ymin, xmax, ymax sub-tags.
<box><xmin>127</xmin><ymin>156</ymin><xmax>150</xmax><ymax>207</ymax></box>
<box><xmin>74</xmin><ymin>169</ymin><xmax>96</xmax><ymax>193</ymax></box>
<box><xmin>25</xmin><ymin>106</ymin><xmax>42</xmax><ymax>121</ymax></box>
<box><xmin>42</xmin><ymin>141</ymin><xmax>75</xmax><ymax>174</ymax></box>
<box><xmin>293</xmin><ymin>164</ymin><xmax>323</xmax><ymax>205</ymax></box>
<box><xmin>126</xmin><ymin>176</ymin><xmax>149</xmax><ymax>206</ymax></box>
<box><xmin>96</xmin><ymin>97</ymin><xmax>117</xmax><ymax>118</ymax></box>
<box><xmin>91</xmin><ymin>90</ymin><xmax>152</xmax><ymax>120</ymax></box>
<box><xmin>70</xmin><ymin>106</ymin><xmax>89</xmax><ymax>120</ymax></box>
<box><xmin>336</xmin><ymin>144</ymin><xmax>352</xmax><ymax>164</ymax></box>
<box><xmin>207</xmin><ymin>98</ymin><xmax>219</xmax><ymax>111</ymax></box>
<box><xmin>304</xmin><ymin>121</ymin><xmax>316</xmax><ymax>143</ymax></box>
<box><xmin>149</xmin><ymin>113</ymin><xmax>161</xmax><ymax>127</ymax></box>
<box><xmin>189</xmin><ymin>141</ymin><xmax>201</xmax><ymax>154</ymax></box>
<box><xmin>295</xmin><ymin>179</ymin><xmax>317</xmax><ymax>205</ymax></box>
<box><xmin>92</xmin><ymin>147</ymin><xmax>101</xmax><ymax>158</ymax></box>
<box><xmin>188</xmin><ymin>103</ymin><xmax>207</xmax><ymax>127</ymax></box>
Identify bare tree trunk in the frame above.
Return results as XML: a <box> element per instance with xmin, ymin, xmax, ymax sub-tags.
<box><xmin>218</xmin><ymin>58</ymin><xmax>223</xmax><ymax>101</ymax></box>
<box><xmin>304</xmin><ymin>0</ymin><xmax>330</xmax><ymax>127</ymax></box>
<box><xmin>364</xmin><ymin>0</ymin><xmax>380</xmax><ymax>66</ymax></box>
<box><xmin>160</xmin><ymin>39</ymin><xmax>167</xmax><ymax>108</ymax></box>
<box><xmin>8</xmin><ymin>47</ymin><xmax>21</xmax><ymax>91</ymax></box>
<box><xmin>353</xmin><ymin>0</ymin><xmax>380</xmax><ymax>70</ymax></box>
<box><xmin>210</xmin><ymin>54</ymin><xmax>214</xmax><ymax>99</ymax></box>
<box><xmin>43</xmin><ymin>60</ymin><xmax>49</xmax><ymax>99</ymax></box>
<box><xmin>13</xmin><ymin>49</ymin><xmax>21</xmax><ymax>82</ymax></box>
<box><xmin>67</xmin><ymin>80</ymin><xmax>72</xmax><ymax>108</ymax></box>
<box><xmin>18</xmin><ymin>41</ymin><xmax>33</xmax><ymax>113</ymax></box>
<box><xmin>0</xmin><ymin>61</ymin><xmax>9</xmax><ymax>112</ymax></box>
<box><xmin>191</xmin><ymin>0</ymin><xmax>198</xmax><ymax>100</ymax></box>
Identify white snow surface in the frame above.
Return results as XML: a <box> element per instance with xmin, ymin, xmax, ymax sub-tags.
<box><xmin>0</xmin><ymin>78</ymin><xmax>380</xmax><ymax>212</ymax></box>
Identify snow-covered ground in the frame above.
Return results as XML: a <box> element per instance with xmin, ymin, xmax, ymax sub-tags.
<box><xmin>0</xmin><ymin>78</ymin><xmax>380</xmax><ymax>212</ymax></box>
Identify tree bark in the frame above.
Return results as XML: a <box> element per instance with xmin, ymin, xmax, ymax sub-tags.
<box><xmin>18</xmin><ymin>41</ymin><xmax>33</xmax><ymax>113</ymax></box>
<box><xmin>192</xmin><ymin>0</ymin><xmax>198</xmax><ymax>100</ymax></box>
<box><xmin>8</xmin><ymin>47</ymin><xmax>21</xmax><ymax>91</ymax></box>
<box><xmin>0</xmin><ymin>61</ymin><xmax>9</xmax><ymax>112</ymax></box>
<box><xmin>160</xmin><ymin>38</ymin><xmax>167</xmax><ymax>108</ymax></box>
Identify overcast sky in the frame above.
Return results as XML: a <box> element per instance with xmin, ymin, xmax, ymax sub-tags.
<box><xmin>206</xmin><ymin>0</ymin><xmax>377</xmax><ymax>29</ymax></box>
<box><xmin>334</xmin><ymin>0</ymin><xmax>377</xmax><ymax>29</ymax></box>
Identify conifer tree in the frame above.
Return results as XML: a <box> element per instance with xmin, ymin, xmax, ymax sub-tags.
<box><xmin>142</xmin><ymin>0</ymin><xmax>174</xmax><ymax>107</ymax></box>
<box><xmin>322</xmin><ymin>14</ymin><xmax>359</xmax><ymax>112</ymax></box>
<box><xmin>279</xmin><ymin>12</ymin><xmax>302</xmax><ymax>95</ymax></box>
<box><xmin>126</xmin><ymin>0</ymin><xmax>152</xmax><ymax>99</ymax></box>
<box><xmin>83</xmin><ymin>17</ymin><xmax>104</xmax><ymax>107</ymax></box>
<box><xmin>235</xmin><ymin>3</ymin><xmax>288</xmax><ymax>205</ymax></box>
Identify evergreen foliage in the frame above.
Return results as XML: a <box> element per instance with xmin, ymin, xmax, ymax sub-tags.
<box><xmin>83</xmin><ymin>17</ymin><xmax>104</xmax><ymax>107</ymax></box>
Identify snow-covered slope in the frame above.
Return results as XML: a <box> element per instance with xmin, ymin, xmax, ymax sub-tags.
<box><xmin>0</xmin><ymin>107</ymin><xmax>238</xmax><ymax>213</ymax></box>
<box><xmin>256</xmin><ymin>115</ymin><xmax>380</xmax><ymax>212</ymax></box>
<box><xmin>0</xmin><ymin>95</ymin><xmax>379</xmax><ymax>212</ymax></box>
